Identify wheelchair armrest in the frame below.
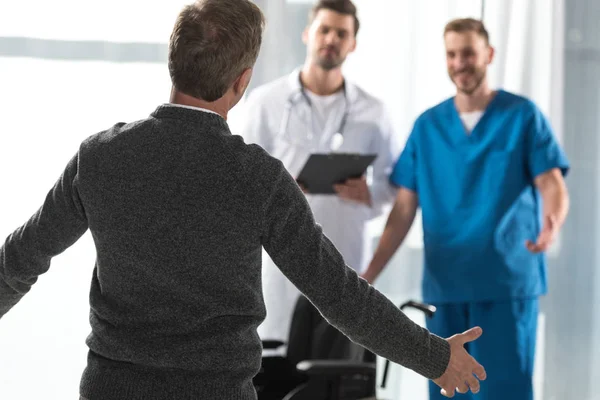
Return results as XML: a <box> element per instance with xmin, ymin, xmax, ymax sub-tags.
<box><xmin>296</xmin><ymin>360</ymin><xmax>376</xmax><ymax>377</ymax></box>
<box><xmin>262</xmin><ymin>340</ymin><xmax>286</xmax><ymax>350</ymax></box>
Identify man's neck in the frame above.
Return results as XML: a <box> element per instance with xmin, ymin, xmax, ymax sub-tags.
<box><xmin>169</xmin><ymin>88</ymin><xmax>229</xmax><ymax>120</ymax></box>
<box><xmin>300</xmin><ymin>63</ymin><xmax>345</xmax><ymax>96</ymax></box>
<box><xmin>454</xmin><ymin>81</ymin><xmax>496</xmax><ymax>113</ymax></box>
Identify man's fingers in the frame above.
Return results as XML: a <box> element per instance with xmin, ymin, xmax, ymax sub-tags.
<box><xmin>334</xmin><ymin>183</ymin><xmax>370</xmax><ymax>206</ymax></box>
<box><xmin>466</xmin><ymin>375</ymin><xmax>481</xmax><ymax>393</ymax></box>
<box><xmin>473</xmin><ymin>364</ymin><xmax>487</xmax><ymax>381</ymax></box>
<box><xmin>458</xmin><ymin>326</ymin><xmax>483</xmax><ymax>344</ymax></box>
<box><xmin>525</xmin><ymin>240</ymin><xmax>539</xmax><ymax>252</ymax></box>
<box><xmin>345</xmin><ymin>178</ymin><xmax>366</xmax><ymax>187</ymax></box>
<box><xmin>456</xmin><ymin>382</ymin><xmax>469</xmax><ymax>394</ymax></box>
<box><xmin>526</xmin><ymin>215</ymin><xmax>557</xmax><ymax>253</ymax></box>
<box><xmin>335</xmin><ymin>185</ymin><xmax>359</xmax><ymax>201</ymax></box>
<box><xmin>440</xmin><ymin>387</ymin><xmax>455</xmax><ymax>398</ymax></box>
<box><xmin>526</xmin><ymin>239</ymin><xmax>549</xmax><ymax>253</ymax></box>
<box><xmin>334</xmin><ymin>185</ymin><xmax>348</xmax><ymax>196</ymax></box>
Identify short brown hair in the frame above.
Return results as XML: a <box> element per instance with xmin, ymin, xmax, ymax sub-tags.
<box><xmin>444</xmin><ymin>18</ymin><xmax>490</xmax><ymax>44</ymax></box>
<box><xmin>309</xmin><ymin>0</ymin><xmax>360</xmax><ymax>36</ymax></box>
<box><xmin>168</xmin><ymin>0</ymin><xmax>265</xmax><ymax>102</ymax></box>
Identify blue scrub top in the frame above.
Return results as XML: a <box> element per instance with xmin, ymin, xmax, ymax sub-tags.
<box><xmin>390</xmin><ymin>90</ymin><xmax>570</xmax><ymax>303</ymax></box>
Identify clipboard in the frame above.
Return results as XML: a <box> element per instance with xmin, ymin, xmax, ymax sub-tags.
<box><xmin>296</xmin><ymin>153</ymin><xmax>377</xmax><ymax>194</ymax></box>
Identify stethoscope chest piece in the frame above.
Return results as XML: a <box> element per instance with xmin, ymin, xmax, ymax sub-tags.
<box><xmin>330</xmin><ymin>132</ymin><xmax>344</xmax><ymax>152</ymax></box>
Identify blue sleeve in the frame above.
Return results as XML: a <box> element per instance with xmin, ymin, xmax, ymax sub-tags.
<box><xmin>525</xmin><ymin>105</ymin><xmax>570</xmax><ymax>180</ymax></box>
<box><xmin>389</xmin><ymin>125</ymin><xmax>418</xmax><ymax>192</ymax></box>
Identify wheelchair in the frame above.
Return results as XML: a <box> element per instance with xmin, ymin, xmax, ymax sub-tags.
<box><xmin>253</xmin><ymin>296</ymin><xmax>436</xmax><ymax>400</ymax></box>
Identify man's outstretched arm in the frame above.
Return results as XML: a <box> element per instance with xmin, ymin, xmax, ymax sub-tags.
<box><xmin>258</xmin><ymin>155</ymin><xmax>486</xmax><ymax>396</ymax></box>
<box><xmin>0</xmin><ymin>154</ymin><xmax>89</xmax><ymax>318</ymax></box>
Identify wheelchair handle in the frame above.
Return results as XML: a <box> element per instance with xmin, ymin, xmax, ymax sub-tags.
<box><xmin>296</xmin><ymin>360</ymin><xmax>376</xmax><ymax>377</ymax></box>
<box><xmin>381</xmin><ymin>300</ymin><xmax>437</xmax><ymax>389</ymax></box>
<box><xmin>262</xmin><ymin>340</ymin><xmax>285</xmax><ymax>350</ymax></box>
<box><xmin>399</xmin><ymin>300</ymin><xmax>436</xmax><ymax>319</ymax></box>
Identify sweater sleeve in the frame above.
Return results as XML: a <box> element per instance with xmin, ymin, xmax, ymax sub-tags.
<box><xmin>0</xmin><ymin>153</ymin><xmax>89</xmax><ymax>319</ymax></box>
<box><xmin>259</xmin><ymin>156</ymin><xmax>450</xmax><ymax>380</ymax></box>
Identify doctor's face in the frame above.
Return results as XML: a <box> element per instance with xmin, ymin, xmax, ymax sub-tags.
<box><xmin>304</xmin><ymin>9</ymin><xmax>357</xmax><ymax>71</ymax></box>
<box><xmin>445</xmin><ymin>31</ymin><xmax>494</xmax><ymax>95</ymax></box>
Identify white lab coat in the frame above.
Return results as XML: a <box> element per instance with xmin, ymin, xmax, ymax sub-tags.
<box><xmin>240</xmin><ymin>68</ymin><xmax>400</xmax><ymax>344</ymax></box>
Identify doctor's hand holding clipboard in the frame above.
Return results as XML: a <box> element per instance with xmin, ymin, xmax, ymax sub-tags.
<box><xmin>295</xmin><ymin>152</ymin><xmax>377</xmax><ymax>206</ymax></box>
<box><xmin>297</xmin><ymin>175</ymin><xmax>372</xmax><ymax>206</ymax></box>
<box><xmin>333</xmin><ymin>175</ymin><xmax>372</xmax><ymax>206</ymax></box>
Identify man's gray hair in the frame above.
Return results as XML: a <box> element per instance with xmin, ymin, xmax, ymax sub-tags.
<box><xmin>168</xmin><ymin>0</ymin><xmax>266</xmax><ymax>101</ymax></box>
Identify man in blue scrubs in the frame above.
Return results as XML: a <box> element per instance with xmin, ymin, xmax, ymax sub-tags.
<box><xmin>361</xmin><ymin>18</ymin><xmax>570</xmax><ymax>400</ymax></box>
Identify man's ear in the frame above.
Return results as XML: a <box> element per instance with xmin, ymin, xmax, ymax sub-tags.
<box><xmin>234</xmin><ymin>68</ymin><xmax>253</xmax><ymax>96</ymax></box>
<box><xmin>302</xmin><ymin>27</ymin><xmax>309</xmax><ymax>45</ymax></box>
<box><xmin>349</xmin><ymin>37</ymin><xmax>357</xmax><ymax>53</ymax></box>
<box><xmin>487</xmin><ymin>45</ymin><xmax>495</xmax><ymax>65</ymax></box>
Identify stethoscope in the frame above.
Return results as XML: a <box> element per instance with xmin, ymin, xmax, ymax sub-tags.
<box><xmin>278</xmin><ymin>74</ymin><xmax>350</xmax><ymax>152</ymax></box>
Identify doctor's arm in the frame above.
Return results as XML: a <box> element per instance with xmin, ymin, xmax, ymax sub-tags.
<box><xmin>523</xmin><ymin>106</ymin><xmax>570</xmax><ymax>253</ymax></box>
<box><xmin>0</xmin><ymin>154</ymin><xmax>89</xmax><ymax>319</ymax></box>
<box><xmin>361</xmin><ymin>130</ymin><xmax>419</xmax><ymax>284</ymax></box>
<box><xmin>526</xmin><ymin>168</ymin><xmax>569</xmax><ymax>253</ymax></box>
<box><xmin>361</xmin><ymin>187</ymin><xmax>418</xmax><ymax>284</ymax></box>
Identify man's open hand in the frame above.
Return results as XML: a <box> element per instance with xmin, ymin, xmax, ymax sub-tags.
<box><xmin>434</xmin><ymin>327</ymin><xmax>487</xmax><ymax>397</ymax></box>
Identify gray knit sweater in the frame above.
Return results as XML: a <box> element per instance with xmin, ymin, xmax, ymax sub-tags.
<box><xmin>0</xmin><ymin>104</ymin><xmax>450</xmax><ymax>400</ymax></box>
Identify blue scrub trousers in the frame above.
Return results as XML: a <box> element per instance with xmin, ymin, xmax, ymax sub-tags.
<box><xmin>426</xmin><ymin>299</ymin><xmax>538</xmax><ymax>400</ymax></box>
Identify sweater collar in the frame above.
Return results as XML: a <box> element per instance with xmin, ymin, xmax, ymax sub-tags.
<box><xmin>151</xmin><ymin>104</ymin><xmax>231</xmax><ymax>134</ymax></box>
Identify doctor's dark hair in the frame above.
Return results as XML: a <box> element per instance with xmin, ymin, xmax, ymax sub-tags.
<box><xmin>168</xmin><ymin>0</ymin><xmax>265</xmax><ymax>102</ymax></box>
<box><xmin>444</xmin><ymin>18</ymin><xmax>490</xmax><ymax>45</ymax></box>
<box><xmin>309</xmin><ymin>0</ymin><xmax>360</xmax><ymax>36</ymax></box>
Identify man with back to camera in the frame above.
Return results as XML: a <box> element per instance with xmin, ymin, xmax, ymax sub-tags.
<box><xmin>361</xmin><ymin>18</ymin><xmax>570</xmax><ymax>400</ymax></box>
<box><xmin>241</xmin><ymin>0</ymin><xmax>402</xmax><ymax>350</ymax></box>
<box><xmin>0</xmin><ymin>2</ymin><xmax>487</xmax><ymax>399</ymax></box>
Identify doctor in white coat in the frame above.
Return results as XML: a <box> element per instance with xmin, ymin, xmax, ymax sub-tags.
<box><xmin>241</xmin><ymin>0</ymin><xmax>399</xmax><ymax>346</ymax></box>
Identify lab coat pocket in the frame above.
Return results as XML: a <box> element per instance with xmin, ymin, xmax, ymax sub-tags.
<box><xmin>494</xmin><ymin>191</ymin><xmax>539</xmax><ymax>268</ymax></box>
